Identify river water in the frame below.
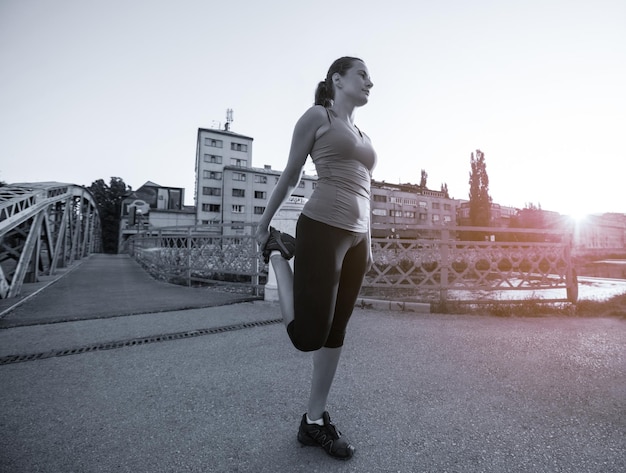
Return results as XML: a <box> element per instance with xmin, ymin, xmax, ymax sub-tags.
<box><xmin>573</xmin><ymin>259</ymin><xmax>626</xmax><ymax>301</ymax></box>
<box><xmin>576</xmin><ymin>276</ymin><xmax>626</xmax><ymax>301</ymax></box>
<box><xmin>576</xmin><ymin>259</ymin><xmax>626</xmax><ymax>280</ymax></box>
<box><xmin>527</xmin><ymin>259</ymin><xmax>626</xmax><ymax>302</ymax></box>
<box><xmin>448</xmin><ymin>260</ymin><xmax>626</xmax><ymax>303</ymax></box>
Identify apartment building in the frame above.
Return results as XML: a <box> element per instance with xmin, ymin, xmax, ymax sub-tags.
<box><xmin>370</xmin><ymin>181</ymin><xmax>459</xmax><ymax>238</ymax></box>
<box><xmin>456</xmin><ymin>201</ymin><xmax>519</xmax><ymax>228</ymax></box>
<box><xmin>195</xmin><ymin>127</ymin><xmax>317</xmax><ymax>234</ymax></box>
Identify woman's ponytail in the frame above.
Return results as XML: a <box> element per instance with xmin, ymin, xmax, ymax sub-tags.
<box><xmin>314</xmin><ymin>79</ymin><xmax>333</xmax><ymax>107</ymax></box>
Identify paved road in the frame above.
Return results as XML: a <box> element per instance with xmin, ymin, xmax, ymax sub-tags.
<box><xmin>0</xmin><ymin>254</ymin><xmax>624</xmax><ymax>472</ymax></box>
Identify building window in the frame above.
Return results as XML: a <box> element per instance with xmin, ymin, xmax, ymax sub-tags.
<box><xmin>230</xmin><ymin>143</ymin><xmax>248</xmax><ymax>152</ymax></box>
<box><xmin>404</xmin><ymin>198</ymin><xmax>417</xmax><ymax>206</ymax></box>
<box><xmin>233</xmin><ymin>172</ymin><xmax>246</xmax><ymax>181</ymax></box>
<box><xmin>232</xmin><ymin>205</ymin><xmax>245</xmax><ymax>213</ymax></box>
<box><xmin>204</xmin><ymin>154</ymin><xmax>222</xmax><ymax>164</ymax></box>
<box><xmin>201</xmin><ymin>203</ymin><xmax>221</xmax><ymax>212</ymax></box>
<box><xmin>390</xmin><ymin>210</ymin><xmax>403</xmax><ymax>217</ymax></box>
<box><xmin>444</xmin><ymin>203</ymin><xmax>452</xmax><ymax>211</ymax></box>
<box><xmin>232</xmin><ymin>221</ymin><xmax>244</xmax><ymax>230</ymax></box>
<box><xmin>202</xmin><ymin>187</ymin><xmax>221</xmax><ymax>196</ymax></box>
<box><xmin>432</xmin><ymin>202</ymin><xmax>440</xmax><ymax>210</ymax></box>
<box><xmin>390</xmin><ymin>196</ymin><xmax>403</xmax><ymax>204</ymax></box>
<box><xmin>254</xmin><ymin>190</ymin><xmax>267</xmax><ymax>199</ymax></box>
<box><xmin>312</xmin><ymin>182</ymin><xmax>317</xmax><ymax>189</ymax></box>
<box><xmin>254</xmin><ymin>175</ymin><xmax>267</xmax><ymax>184</ymax></box>
<box><xmin>230</xmin><ymin>158</ymin><xmax>247</xmax><ymax>167</ymax></box>
<box><xmin>254</xmin><ymin>206</ymin><xmax>265</xmax><ymax>215</ymax></box>
<box><xmin>419</xmin><ymin>213</ymin><xmax>427</xmax><ymax>221</ymax></box>
<box><xmin>298</xmin><ymin>181</ymin><xmax>305</xmax><ymax>188</ymax></box>
<box><xmin>232</xmin><ymin>188</ymin><xmax>245</xmax><ymax>197</ymax></box>
<box><xmin>205</xmin><ymin>138</ymin><xmax>223</xmax><ymax>148</ymax></box>
<box><xmin>372</xmin><ymin>208</ymin><xmax>386</xmax><ymax>216</ymax></box>
<box><xmin>432</xmin><ymin>214</ymin><xmax>440</xmax><ymax>222</ymax></box>
<box><xmin>404</xmin><ymin>211</ymin><xmax>416</xmax><ymax>218</ymax></box>
<box><xmin>203</xmin><ymin>171</ymin><xmax>222</xmax><ymax>180</ymax></box>
<box><xmin>443</xmin><ymin>215</ymin><xmax>452</xmax><ymax>223</ymax></box>
<box><xmin>419</xmin><ymin>201</ymin><xmax>428</xmax><ymax>209</ymax></box>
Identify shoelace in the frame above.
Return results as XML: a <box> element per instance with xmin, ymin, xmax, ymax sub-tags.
<box><xmin>316</xmin><ymin>421</ymin><xmax>340</xmax><ymax>440</ymax></box>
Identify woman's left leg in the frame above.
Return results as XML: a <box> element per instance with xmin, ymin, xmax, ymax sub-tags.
<box><xmin>307</xmin><ymin>346</ymin><xmax>343</xmax><ymax>420</ymax></box>
<box><xmin>307</xmin><ymin>234</ymin><xmax>369</xmax><ymax>419</ymax></box>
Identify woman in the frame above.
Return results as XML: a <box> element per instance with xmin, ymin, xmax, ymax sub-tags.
<box><xmin>255</xmin><ymin>56</ymin><xmax>376</xmax><ymax>460</ymax></box>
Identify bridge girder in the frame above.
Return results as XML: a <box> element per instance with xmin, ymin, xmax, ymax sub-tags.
<box><xmin>0</xmin><ymin>182</ymin><xmax>101</xmax><ymax>299</ymax></box>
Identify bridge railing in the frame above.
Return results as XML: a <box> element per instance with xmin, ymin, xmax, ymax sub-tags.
<box><xmin>125</xmin><ymin>223</ymin><xmax>577</xmax><ymax>307</ymax></box>
<box><xmin>365</xmin><ymin>225</ymin><xmax>577</xmax><ymax>307</ymax></box>
<box><xmin>123</xmin><ymin>223</ymin><xmax>265</xmax><ymax>296</ymax></box>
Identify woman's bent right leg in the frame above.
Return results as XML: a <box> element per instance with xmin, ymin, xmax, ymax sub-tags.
<box><xmin>270</xmin><ymin>252</ymin><xmax>295</xmax><ymax>329</ymax></box>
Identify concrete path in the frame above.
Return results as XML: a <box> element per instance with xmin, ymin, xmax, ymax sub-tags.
<box><xmin>0</xmin><ymin>255</ymin><xmax>624</xmax><ymax>472</ymax></box>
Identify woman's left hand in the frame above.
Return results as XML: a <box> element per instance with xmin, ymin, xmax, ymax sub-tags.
<box><xmin>254</xmin><ymin>225</ymin><xmax>270</xmax><ymax>250</ymax></box>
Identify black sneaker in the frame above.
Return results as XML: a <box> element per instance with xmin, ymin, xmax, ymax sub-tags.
<box><xmin>262</xmin><ymin>226</ymin><xmax>296</xmax><ymax>264</ymax></box>
<box><xmin>297</xmin><ymin>412</ymin><xmax>355</xmax><ymax>460</ymax></box>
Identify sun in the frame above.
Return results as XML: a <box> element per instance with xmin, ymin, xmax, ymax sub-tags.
<box><xmin>566</xmin><ymin>211</ymin><xmax>589</xmax><ymax>224</ymax></box>
<box><xmin>544</xmin><ymin>193</ymin><xmax>596</xmax><ymax>222</ymax></box>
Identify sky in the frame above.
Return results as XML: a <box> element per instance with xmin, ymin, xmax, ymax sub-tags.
<box><xmin>1</xmin><ymin>0</ymin><xmax>625</xmax><ymax>217</ymax></box>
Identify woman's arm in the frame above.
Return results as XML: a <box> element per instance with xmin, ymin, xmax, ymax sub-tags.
<box><xmin>255</xmin><ymin>106</ymin><xmax>327</xmax><ymax>246</ymax></box>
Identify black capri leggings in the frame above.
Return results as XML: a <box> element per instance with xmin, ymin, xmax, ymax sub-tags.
<box><xmin>287</xmin><ymin>214</ymin><xmax>369</xmax><ymax>352</ymax></box>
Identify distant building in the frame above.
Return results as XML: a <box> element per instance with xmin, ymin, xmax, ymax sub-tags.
<box><xmin>119</xmin><ymin>181</ymin><xmax>195</xmax><ymax>247</ymax></box>
<box><xmin>574</xmin><ymin>213</ymin><xmax>626</xmax><ymax>252</ymax></box>
<box><xmin>456</xmin><ymin>201</ymin><xmax>518</xmax><ymax>228</ymax></box>
<box><xmin>370</xmin><ymin>181</ymin><xmax>459</xmax><ymax>238</ymax></box>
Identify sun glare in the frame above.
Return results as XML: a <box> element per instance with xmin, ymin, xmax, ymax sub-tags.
<box><xmin>548</xmin><ymin>195</ymin><xmax>595</xmax><ymax>223</ymax></box>
<box><xmin>567</xmin><ymin>211</ymin><xmax>589</xmax><ymax>224</ymax></box>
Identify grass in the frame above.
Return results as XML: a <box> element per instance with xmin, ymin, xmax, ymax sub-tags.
<box><xmin>575</xmin><ymin>292</ymin><xmax>626</xmax><ymax>318</ymax></box>
<box><xmin>432</xmin><ymin>293</ymin><xmax>626</xmax><ymax>319</ymax></box>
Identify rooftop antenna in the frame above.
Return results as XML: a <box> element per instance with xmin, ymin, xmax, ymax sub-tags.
<box><xmin>225</xmin><ymin>108</ymin><xmax>234</xmax><ymax>131</ymax></box>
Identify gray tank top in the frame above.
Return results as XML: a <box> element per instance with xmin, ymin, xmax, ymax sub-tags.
<box><xmin>302</xmin><ymin>107</ymin><xmax>377</xmax><ymax>232</ymax></box>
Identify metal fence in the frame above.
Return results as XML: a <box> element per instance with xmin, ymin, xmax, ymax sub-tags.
<box><xmin>123</xmin><ymin>224</ymin><xmax>265</xmax><ymax>296</ymax></box>
<box><xmin>124</xmin><ymin>224</ymin><xmax>578</xmax><ymax>306</ymax></box>
<box><xmin>365</xmin><ymin>226</ymin><xmax>577</xmax><ymax>307</ymax></box>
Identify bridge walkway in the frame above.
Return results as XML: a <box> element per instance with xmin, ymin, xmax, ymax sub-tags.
<box><xmin>0</xmin><ymin>253</ymin><xmax>257</xmax><ymax>327</ymax></box>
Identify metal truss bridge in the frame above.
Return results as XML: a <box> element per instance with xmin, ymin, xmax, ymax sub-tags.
<box><xmin>0</xmin><ymin>182</ymin><xmax>101</xmax><ymax>299</ymax></box>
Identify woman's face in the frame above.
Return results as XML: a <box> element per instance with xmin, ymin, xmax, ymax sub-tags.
<box><xmin>334</xmin><ymin>61</ymin><xmax>374</xmax><ymax>106</ymax></box>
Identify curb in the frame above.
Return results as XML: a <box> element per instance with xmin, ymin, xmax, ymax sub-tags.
<box><xmin>357</xmin><ymin>297</ymin><xmax>431</xmax><ymax>313</ymax></box>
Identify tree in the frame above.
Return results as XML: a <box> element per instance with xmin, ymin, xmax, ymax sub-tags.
<box><xmin>509</xmin><ymin>203</ymin><xmax>548</xmax><ymax>239</ymax></box>
<box><xmin>88</xmin><ymin>177</ymin><xmax>132</xmax><ymax>253</ymax></box>
<box><xmin>468</xmin><ymin>149</ymin><xmax>492</xmax><ymax>227</ymax></box>
<box><xmin>420</xmin><ymin>169</ymin><xmax>428</xmax><ymax>188</ymax></box>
